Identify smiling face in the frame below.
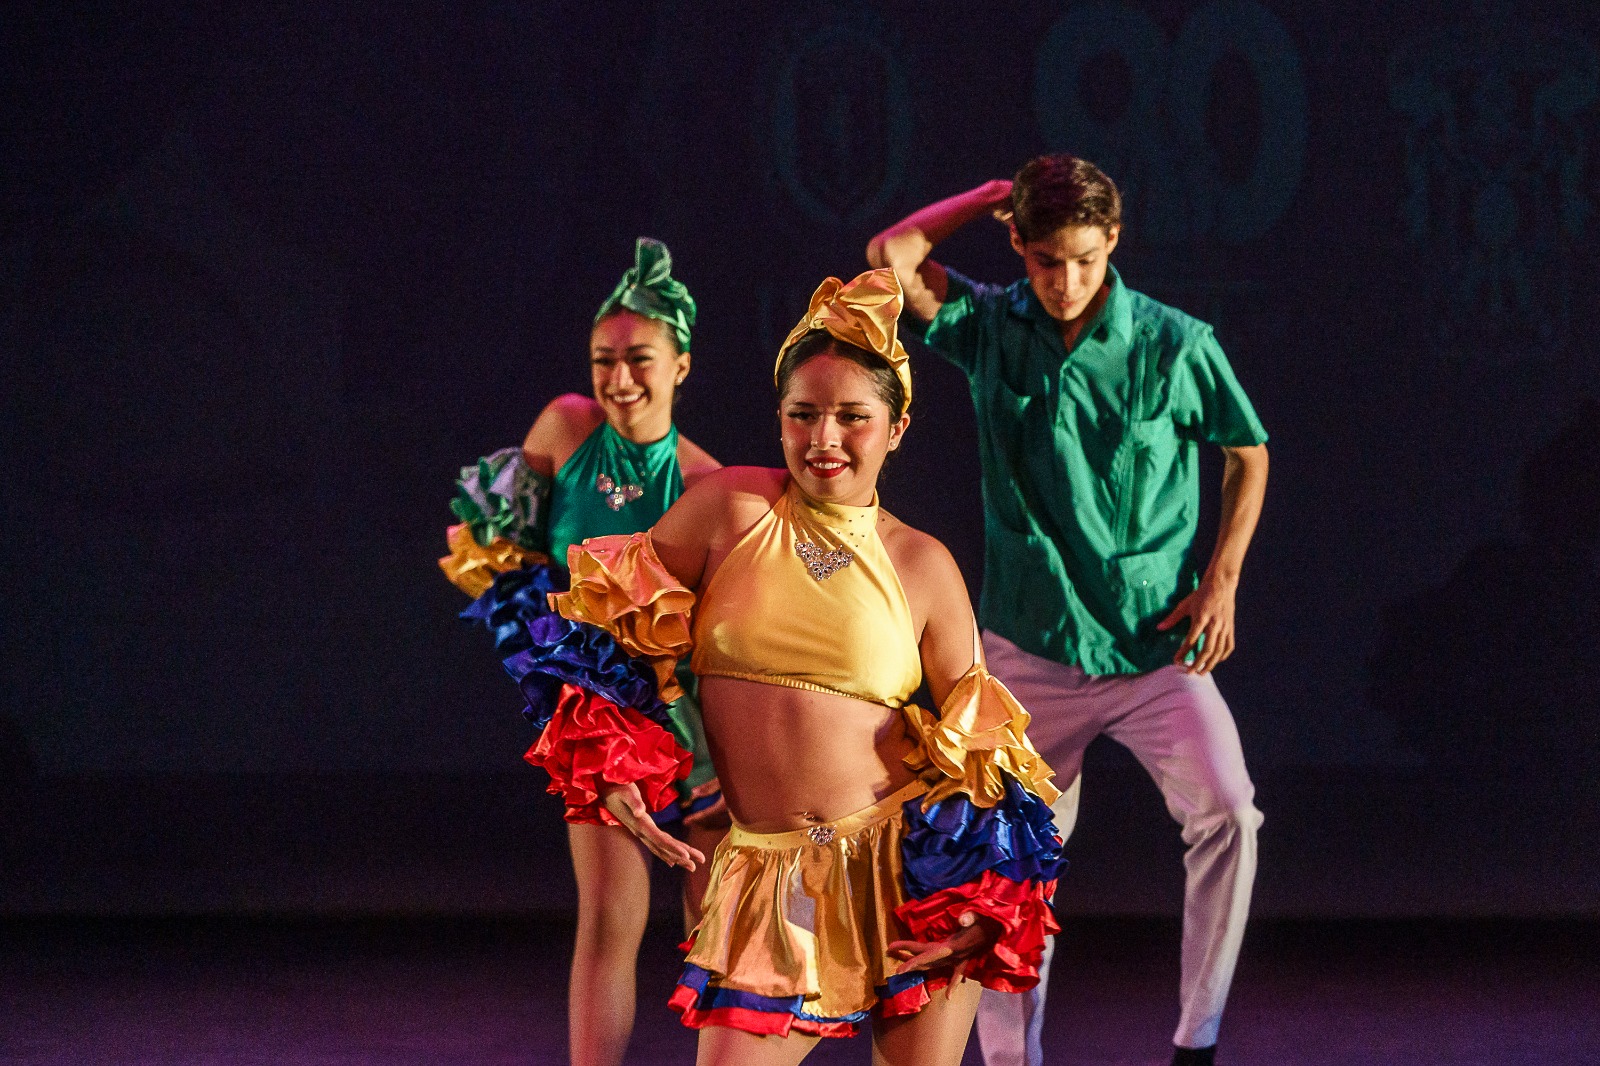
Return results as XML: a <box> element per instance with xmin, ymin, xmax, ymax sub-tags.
<box><xmin>589</xmin><ymin>310</ymin><xmax>690</xmax><ymax>442</ymax></box>
<box><xmin>779</xmin><ymin>351</ymin><xmax>909</xmax><ymax>507</ymax></box>
<box><xmin>1011</xmin><ymin>222</ymin><xmax>1120</xmax><ymax>324</ymax></box>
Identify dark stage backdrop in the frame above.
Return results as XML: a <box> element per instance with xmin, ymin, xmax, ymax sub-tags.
<box><xmin>2</xmin><ymin>1</ymin><xmax>1597</xmax><ymax>916</ymax></box>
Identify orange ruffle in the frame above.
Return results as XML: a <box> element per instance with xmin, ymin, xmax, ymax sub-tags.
<box><xmin>438</xmin><ymin>522</ymin><xmax>549</xmax><ymax>597</ymax></box>
<box><xmin>901</xmin><ymin>665</ymin><xmax>1061</xmax><ymax>809</ymax></box>
<box><xmin>551</xmin><ymin>532</ymin><xmax>694</xmax><ymax>702</ymax></box>
<box><xmin>523</xmin><ymin>683</ymin><xmax>691</xmax><ymax>825</ymax></box>
<box><xmin>893</xmin><ymin>870</ymin><xmax>1060</xmax><ymax>994</ymax></box>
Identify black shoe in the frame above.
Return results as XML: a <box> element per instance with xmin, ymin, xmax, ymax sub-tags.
<box><xmin>1172</xmin><ymin>1047</ymin><xmax>1216</xmax><ymax>1066</ymax></box>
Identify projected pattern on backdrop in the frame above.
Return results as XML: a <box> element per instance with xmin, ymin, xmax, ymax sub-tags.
<box><xmin>1390</xmin><ymin>0</ymin><xmax>1599</xmax><ymax>357</ymax></box>
<box><xmin>1034</xmin><ymin>0</ymin><xmax>1307</xmax><ymax>246</ymax></box>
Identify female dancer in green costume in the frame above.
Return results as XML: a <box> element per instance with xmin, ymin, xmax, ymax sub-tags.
<box><xmin>441</xmin><ymin>238</ymin><xmax>724</xmax><ymax>1066</ymax></box>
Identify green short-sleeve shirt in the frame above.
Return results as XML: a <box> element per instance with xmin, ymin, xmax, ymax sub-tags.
<box><xmin>920</xmin><ymin>265</ymin><xmax>1267</xmax><ymax>675</ymax></box>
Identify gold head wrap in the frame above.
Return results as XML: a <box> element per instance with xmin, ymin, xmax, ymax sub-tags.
<box><xmin>775</xmin><ymin>267</ymin><xmax>913</xmax><ymax>405</ymax></box>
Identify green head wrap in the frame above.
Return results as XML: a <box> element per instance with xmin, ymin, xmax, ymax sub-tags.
<box><xmin>594</xmin><ymin>237</ymin><xmax>696</xmax><ymax>352</ymax></box>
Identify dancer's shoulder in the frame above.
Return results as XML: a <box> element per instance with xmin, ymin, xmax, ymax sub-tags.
<box><xmin>523</xmin><ymin>394</ymin><xmax>603</xmax><ymax>475</ymax></box>
<box><xmin>878</xmin><ymin>512</ymin><xmax>963</xmax><ymax>588</ymax></box>
<box><xmin>1126</xmin><ymin>288</ymin><xmax>1214</xmax><ymax>348</ymax></box>
<box><xmin>676</xmin><ymin>433</ymin><xmax>723</xmax><ymax>487</ymax></box>
<box><xmin>672</xmin><ymin>465</ymin><xmax>786</xmax><ymax>519</ymax></box>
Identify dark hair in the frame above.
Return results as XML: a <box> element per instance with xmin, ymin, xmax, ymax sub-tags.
<box><xmin>1010</xmin><ymin>154</ymin><xmax>1122</xmax><ymax>242</ymax></box>
<box><xmin>775</xmin><ymin>329</ymin><xmax>907</xmax><ymax>420</ymax></box>
<box><xmin>592</xmin><ymin>308</ymin><xmax>684</xmax><ymax>355</ymax></box>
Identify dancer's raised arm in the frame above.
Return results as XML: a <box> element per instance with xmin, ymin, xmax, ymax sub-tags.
<box><xmin>866</xmin><ymin>179</ymin><xmax>1014</xmax><ymax>320</ymax></box>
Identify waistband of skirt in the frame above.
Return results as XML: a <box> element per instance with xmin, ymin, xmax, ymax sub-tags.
<box><xmin>726</xmin><ymin>779</ymin><xmax>928</xmax><ymax>850</ymax></box>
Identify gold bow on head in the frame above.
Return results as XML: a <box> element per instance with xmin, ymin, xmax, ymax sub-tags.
<box><xmin>774</xmin><ymin>267</ymin><xmax>913</xmax><ymax>405</ymax></box>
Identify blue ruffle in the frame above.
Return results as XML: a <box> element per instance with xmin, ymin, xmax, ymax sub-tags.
<box><xmin>459</xmin><ymin>563</ymin><xmax>560</xmax><ymax>654</ymax></box>
<box><xmin>877</xmin><ymin>971</ymin><xmax>929</xmax><ymax>1001</ymax></box>
<box><xmin>675</xmin><ymin>963</ymin><xmax>922</xmax><ymax>1025</ymax></box>
<box><xmin>649</xmin><ymin>787</ymin><xmax>720</xmax><ymax>827</ymax></box>
<box><xmin>501</xmin><ymin>614</ymin><xmax>671</xmax><ymax>732</ymax></box>
<box><xmin>899</xmin><ymin>777</ymin><xmax>1067</xmax><ymax>900</ymax></box>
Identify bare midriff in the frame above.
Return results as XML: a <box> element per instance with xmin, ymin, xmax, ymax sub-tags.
<box><xmin>698</xmin><ymin>675</ymin><xmax>918</xmax><ymax>834</ymax></box>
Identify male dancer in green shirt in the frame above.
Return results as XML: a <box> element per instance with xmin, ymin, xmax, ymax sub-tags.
<box><xmin>868</xmin><ymin>155</ymin><xmax>1269</xmax><ymax>1066</ymax></box>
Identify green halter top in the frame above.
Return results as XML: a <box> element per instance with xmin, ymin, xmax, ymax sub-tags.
<box><xmin>548</xmin><ymin>421</ymin><xmax>685</xmax><ymax>571</ymax></box>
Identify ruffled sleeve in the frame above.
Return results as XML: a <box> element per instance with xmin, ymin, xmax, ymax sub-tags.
<box><xmin>509</xmin><ymin>532</ymin><xmax>697</xmax><ymax>825</ymax></box>
<box><xmin>439</xmin><ymin>448</ymin><xmax>551</xmax><ymax>597</ymax></box>
<box><xmin>451</xmin><ymin>447</ymin><xmax>549</xmax><ymax>550</ymax></box>
<box><xmin>457</xmin><ymin>562</ymin><xmax>560</xmax><ymax>654</ymax></box>
<box><xmin>893</xmin><ymin>664</ymin><xmax>1066</xmax><ymax>993</ymax></box>
<box><xmin>900</xmin><ymin>665</ymin><xmax>1061</xmax><ymax>808</ymax></box>
<box><xmin>446</xmin><ymin>446</ymin><xmax>561</xmax><ymax>667</ymax></box>
<box><xmin>441</xmin><ymin>522</ymin><xmax>550</xmax><ymax>598</ymax></box>
<box><xmin>552</xmin><ymin>532</ymin><xmax>694</xmax><ymax>703</ymax></box>
<box><xmin>523</xmin><ymin>682</ymin><xmax>691</xmax><ymax>825</ymax></box>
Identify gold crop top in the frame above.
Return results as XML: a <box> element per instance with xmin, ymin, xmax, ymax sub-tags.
<box><xmin>691</xmin><ymin>481</ymin><xmax>923</xmax><ymax>707</ymax></box>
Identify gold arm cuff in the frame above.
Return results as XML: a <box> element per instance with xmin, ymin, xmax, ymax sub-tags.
<box><xmin>901</xmin><ymin>665</ymin><xmax>1061</xmax><ymax>809</ymax></box>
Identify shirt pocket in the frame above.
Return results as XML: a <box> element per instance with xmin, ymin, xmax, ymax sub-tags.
<box><xmin>1107</xmin><ymin>547</ymin><xmax>1184</xmax><ymax>631</ymax></box>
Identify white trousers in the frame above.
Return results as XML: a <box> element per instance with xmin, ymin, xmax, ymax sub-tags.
<box><xmin>975</xmin><ymin>631</ymin><xmax>1262</xmax><ymax>1061</ymax></box>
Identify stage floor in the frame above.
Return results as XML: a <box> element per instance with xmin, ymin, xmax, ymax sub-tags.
<box><xmin>2</xmin><ymin>916</ymin><xmax>1595</xmax><ymax>1065</ymax></box>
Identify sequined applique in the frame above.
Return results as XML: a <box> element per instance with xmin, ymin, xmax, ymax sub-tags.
<box><xmin>794</xmin><ymin>540</ymin><xmax>854</xmax><ymax>581</ymax></box>
<box><xmin>596</xmin><ymin>473</ymin><xmax>644</xmax><ymax>511</ymax></box>
<box><xmin>806</xmin><ymin>825</ymin><xmax>836</xmax><ymax>845</ymax></box>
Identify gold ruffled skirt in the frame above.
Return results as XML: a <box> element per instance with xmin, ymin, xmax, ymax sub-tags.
<box><xmin>682</xmin><ymin>779</ymin><xmax>929</xmax><ymax>1022</ymax></box>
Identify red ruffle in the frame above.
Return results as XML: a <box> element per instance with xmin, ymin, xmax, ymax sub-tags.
<box><xmin>523</xmin><ymin>682</ymin><xmax>691</xmax><ymax>825</ymax></box>
<box><xmin>665</xmin><ymin>943</ymin><xmax>944</xmax><ymax>1038</ymax></box>
<box><xmin>892</xmin><ymin>870</ymin><xmax>1060</xmax><ymax>994</ymax></box>
<box><xmin>667</xmin><ymin>987</ymin><xmax>859</xmax><ymax>1039</ymax></box>
<box><xmin>667</xmin><ymin>983</ymin><xmax>802</xmax><ymax>1035</ymax></box>
<box><xmin>877</xmin><ymin>976</ymin><xmax>948</xmax><ymax>1017</ymax></box>
<box><xmin>665</xmin><ymin>978</ymin><xmax>950</xmax><ymax>1037</ymax></box>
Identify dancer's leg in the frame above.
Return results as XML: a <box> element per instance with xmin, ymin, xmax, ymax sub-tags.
<box><xmin>872</xmin><ymin>977</ymin><xmax>983</xmax><ymax>1066</ymax></box>
<box><xmin>695</xmin><ymin>1026</ymin><xmax>819</xmax><ymax>1066</ymax></box>
<box><xmin>973</xmin><ymin>631</ymin><xmax>1107</xmax><ymax>1066</ymax></box>
<box><xmin>1102</xmin><ymin>667</ymin><xmax>1261</xmax><ymax>1051</ymax></box>
<box><xmin>567</xmin><ymin>822</ymin><xmax>653</xmax><ymax>1066</ymax></box>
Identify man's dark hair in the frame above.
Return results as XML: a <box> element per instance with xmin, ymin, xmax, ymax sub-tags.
<box><xmin>1010</xmin><ymin>154</ymin><xmax>1122</xmax><ymax>242</ymax></box>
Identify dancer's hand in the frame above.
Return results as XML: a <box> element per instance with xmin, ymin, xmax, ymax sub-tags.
<box><xmin>681</xmin><ymin>778</ymin><xmax>730</xmax><ymax>831</ymax></box>
<box><xmin>887</xmin><ymin>911</ymin><xmax>999</xmax><ymax>992</ymax></box>
<box><xmin>600</xmin><ymin>782</ymin><xmax>707</xmax><ymax>871</ymax></box>
<box><xmin>1157</xmin><ymin>575</ymin><xmax>1237</xmax><ymax>674</ymax></box>
<box><xmin>983</xmin><ymin>178</ymin><xmax>1015</xmax><ymax>223</ymax></box>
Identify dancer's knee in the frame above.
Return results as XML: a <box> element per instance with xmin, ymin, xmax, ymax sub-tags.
<box><xmin>1180</xmin><ymin>797</ymin><xmax>1262</xmax><ymax>848</ymax></box>
<box><xmin>574</xmin><ymin>894</ymin><xmax>649</xmax><ymax>955</ymax></box>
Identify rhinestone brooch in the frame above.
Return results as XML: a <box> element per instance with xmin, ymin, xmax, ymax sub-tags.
<box><xmin>794</xmin><ymin>540</ymin><xmax>854</xmax><ymax>581</ymax></box>
<box><xmin>596</xmin><ymin>473</ymin><xmax>643</xmax><ymax>511</ymax></box>
<box><xmin>806</xmin><ymin>825</ymin><xmax>836</xmax><ymax>845</ymax></box>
